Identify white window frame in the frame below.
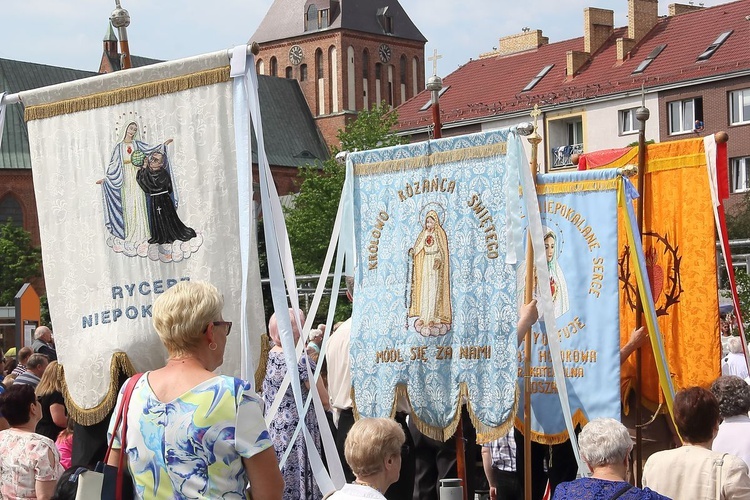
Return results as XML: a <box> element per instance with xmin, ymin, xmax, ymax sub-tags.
<box><xmin>668</xmin><ymin>98</ymin><xmax>697</xmax><ymax>135</ymax></box>
<box><xmin>731</xmin><ymin>157</ymin><xmax>750</xmax><ymax>193</ymax></box>
<box><xmin>619</xmin><ymin>108</ymin><xmax>638</xmax><ymax>135</ymax></box>
<box><xmin>730</xmin><ymin>89</ymin><xmax>750</xmax><ymax>125</ymax></box>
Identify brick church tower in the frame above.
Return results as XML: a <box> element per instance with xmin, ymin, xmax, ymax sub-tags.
<box><xmin>251</xmin><ymin>0</ymin><xmax>427</xmax><ymax>146</ymax></box>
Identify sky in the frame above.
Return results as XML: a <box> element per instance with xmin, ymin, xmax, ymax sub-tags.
<box><xmin>0</xmin><ymin>0</ymin><xmax>735</xmax><ymax>80</ymax></box>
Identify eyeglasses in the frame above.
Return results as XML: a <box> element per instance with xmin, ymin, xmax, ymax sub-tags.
<box><xmin>212</xmin><ymin>321</ymin><xmax>232</xmax><ymax>336</ymax></box>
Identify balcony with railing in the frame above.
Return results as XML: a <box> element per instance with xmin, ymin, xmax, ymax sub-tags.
<box><xmin>551</xmin><ymin>143</ymin><xmax>583</xmax><ymax>169</ymax></box>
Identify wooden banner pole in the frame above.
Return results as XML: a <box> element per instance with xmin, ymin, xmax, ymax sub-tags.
<box><xmin>633</xmin><ymin>91</ymin><xmax>650</xmax><ymax>487</ymax></box>
<box><xmin>523</xmin><ymin>105</ymin><xmax>543</xmax><ymax>500</ymax></box>
<box><xmin>426</xmin><ymin>51</ymin><xmax>469</xmax><ymax>500</ymax></box>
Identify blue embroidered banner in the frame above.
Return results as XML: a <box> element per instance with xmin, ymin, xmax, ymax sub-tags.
<box><xmin>518</xmin><ymin>168</ymin><xmax>622</xmax><ymax>443</ymax></box>
<box><xmin>346</xmin><ymin>130</ymin><xmax>525</xmax><ymax>441</ymax></box>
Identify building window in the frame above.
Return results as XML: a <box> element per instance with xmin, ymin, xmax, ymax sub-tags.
<box><xmin>362</xmin><ymin>50</ymin><xmax>369</xmax><ymax>79</ymax></box>
<box><xmin>285</xmin><ymin>66</ymin><xmax>293</xmax><ymax>79</ymax></box>
<box><xmin>270</xmin><ymin>57</ymin><xmax>278</xmax><ymax>77</ymax></box>
<box><xmin>316</xmin><ymin>50</ymin><xmax>324</xmax><ymax>79</ymax></box>
<box><xmin>306</xmin><ymin>5</ymin><xmax>318</xmax><ymax>31</ymax></box>
<box><xmin>668</xmin><ymin>97</ymin><xmax>703</xmax><ymax>135</ymax></box>
<box><xmin>731</xmin><ymin>157</ymin><xmax>750</xmax><ymax>193</ymax></box>
<box><xmin>319</xmin><ymin>9</ymin><xmax>329</xmax><ymax>29</ymax></box>
<box><xmin>619</xmin><ymin>108</ymin><xmax>638</xmax><ymax>135</ymax></box>
<box><xmin>0</xmin><ymin>196</ymin><xmax>23</xmax><ymax>226</ymax></box>
<box><xmin>549</xmin><ymin>117</ymin><xmax>584</xmax><ymax>169</ymax></box>
<box><xmin>567</xmin><ymin>120</ymin><xmax>583</xmax><ymax>145</ymax></box>
<box><xmin>730</xmin><ymin>89</ymin><xmax>750</xmax><ymax>125</ymax></box>
<box><xmin>256</xmin><ymin>59</ymin><xmax>264</xmax><ymax>75</ymax></box>
<box><xmin>300</xmin><ymin>64</ymin><xmax>308</xmax><ymax>81</ymax></box>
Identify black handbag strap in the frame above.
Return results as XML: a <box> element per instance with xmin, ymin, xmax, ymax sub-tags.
<box><xmin>609</xmin><ymin>483</ymin><xmax>633</xmax><ymax>500</ymax></box>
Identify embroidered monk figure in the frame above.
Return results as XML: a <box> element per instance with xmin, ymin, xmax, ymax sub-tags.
<box><xmin>408</xmin><ymin>210</ymin><xmax>452</xmax><ymax>337</ymax></box>
<box><xmin>136</xmin><ymin>151</ymin><xmax>196</xmax><ymax>245</ymax></box>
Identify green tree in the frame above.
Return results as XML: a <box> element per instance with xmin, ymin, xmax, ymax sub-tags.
<box><xmin>726</xmin><ymin>192</ymin><xmax>750</xmax><ymax>240</ymax></box>
<box><xmin>0</xmin><ymin>221</ymin><xmax>42</xmax><ymax>306</ymax></box>
<box><xmin>282</xmin><ymin>104</ymin><xmax>407</xmax><ymax>321</ymax></box>
<box><xmin>285</xmin><ymin>104</ymin><xmax>407</xmax><ymax>275</ymax></box>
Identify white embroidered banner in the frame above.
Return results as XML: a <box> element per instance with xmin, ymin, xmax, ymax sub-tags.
<box><xmin>21</xmin><ymin>52</ymin><xmax>265</xmax><ymax>420</ymax></box>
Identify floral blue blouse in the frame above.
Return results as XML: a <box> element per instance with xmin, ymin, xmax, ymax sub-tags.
<box><xmin>108</xmin><ymin>374</ymin><xmax>272</xmax><ymax>499</ymax></box>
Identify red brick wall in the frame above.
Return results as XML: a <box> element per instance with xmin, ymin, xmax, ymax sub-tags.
<box><xmin>0</xmin><ymin>170</ymin><xmax>40</xmax><ymax>246</ymax></box>
<box><xmin>257</xmin><ymin>30</ymin><xmax>425</xmax><ymax>147</ymax></box>
<box><xmin>0</xmin><ymin>169</ymin><xmax>45</xmax><ymax>295</ymax></box>
<box><xmin>658</xmin><ymin>76</ymin><xmax>750</xmax><ymax>216</ymax></box>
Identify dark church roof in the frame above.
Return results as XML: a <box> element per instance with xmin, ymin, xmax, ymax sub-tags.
<box><xmin>251</xmin><ymin>0</ymin><xmax>426</xmax><ymax>44</ymax></box>
<box><xmin>0</xmin><ymin>58</ymin><xmax>96</xmax><ymax>169</ymax></box>
<box><xmin>0</xmin><ymin>58</ymin><xmax>328</xmax><ymax>170</ymax></box>
<box><xmin>255</xmin><ymin>74</ymin><xmax>330</xmax><ymax>167</ymax></box>
<box><xmin>101</xmin><ymin>54</ymin><xmax>165</xmax><ymax>73</ymax></box>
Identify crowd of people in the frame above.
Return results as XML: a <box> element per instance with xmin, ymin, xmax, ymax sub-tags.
<box><xmin>2</xmin><ymin>281</ymin><xmax>750</xmax><ymax>499</ymax></box>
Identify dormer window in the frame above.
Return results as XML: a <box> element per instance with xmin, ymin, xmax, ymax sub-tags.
<box><xmin>306</xmin><ymin>5</ymin><xmax>318</xmax><ymax>31</ymax></box>
<box><xmin>377</xmin><ymin>7</ymin><xmax>393</xmax><ymax>34</ymax></box>
<box><xmin>522</xmin><ymin>65</ymin><xmax>554</xmax><ymax>92</ymax></box>
<box><xmin>632</xmin><ymin>44</ymin><xmax>666</xmax><ymax>74</ymax></box>
<box><xmin>305</xmin><ymin>4</ymin><xmax>330</xmax><ymax>31</ymax></box>
<box><xmin>697</xmin><ymin>31</ymin><xmax>732</xmax><ymax>61</ymax></box>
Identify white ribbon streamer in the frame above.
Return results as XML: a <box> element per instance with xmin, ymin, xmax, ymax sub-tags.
<box><xmin>229</xmin><ymin>46</ymin><xmax>253</xmax><ymax>382</ymax></box>
<box><xmin>231</xmin><ymin>46</ymin><xmax>338</xmax><ymax>494</ymax></box>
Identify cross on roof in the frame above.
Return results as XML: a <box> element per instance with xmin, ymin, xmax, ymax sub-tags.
<box><xmin>428</xmin><ymin>48</ymin><xmax>442</xmax><ymax>76</ymax></box>
<box><xmin>530</xmin><ymin>104</ymin><xmax>541</xmax><ymax>131</ymax></box>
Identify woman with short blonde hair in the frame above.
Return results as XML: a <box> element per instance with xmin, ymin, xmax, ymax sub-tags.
<box><xmin>327</xmin><ymin>417</ymin><xmax>405</xmax><ymax>499</ymax></box>
<box><xmin>152</xmin><ymin>280</ymin><xmax>224</xmax><ymax>357</ymax></box>
<box><xmin>107</xmin><ymin>280</ymin><xmax>283</xmax><ymax>499</ymax></box>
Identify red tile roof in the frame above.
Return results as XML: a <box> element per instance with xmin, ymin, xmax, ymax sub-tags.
<box><xmin>395</xmin><ymin>0</ymin><xmax>750</xmax><ymax>132</ymax></box>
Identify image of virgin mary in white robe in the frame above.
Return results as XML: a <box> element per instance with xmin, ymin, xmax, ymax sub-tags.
<box><xmin>408</xmin><ymin>210</ymin><xmax>453</xmax><ymax>337</ymax></box>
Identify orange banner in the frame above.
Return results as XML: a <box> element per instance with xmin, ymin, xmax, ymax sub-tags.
<box><xmin>583</xmin><ymin>138</ymin><xmax>720</xmax><ymax>408</ymax></box>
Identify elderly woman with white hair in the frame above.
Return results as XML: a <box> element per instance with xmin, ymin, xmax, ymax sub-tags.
<box><xmin>722</xmin><ymin>336</ymin><xmax>750</xmax><ymax>381</ymax></box>
<box><xmin>262</xmin><ymin>308</ymin><xmax>330</xmax><ymax>500</ymax></box>
<box><xmin>712</xmin><ymin>375</ymin><xmax>750</xmax><ymax>468</ymax></box>
<box><xmin>107</xmin><ymin>280</ymin><xmax>283</xmax><ymax>499</ymax></box>
<box><xmin>326</xmin><ymin>417</ymin><xmax>405</xmax><ymax>499</ymax></box>
<box><xmin>553</xmin><ymin>418</ymin><xmax>669</xmax><ymax>499</ymax></box>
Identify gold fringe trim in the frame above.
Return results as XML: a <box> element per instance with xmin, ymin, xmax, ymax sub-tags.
<box><xmin>514</xmin><ymin>407</ymin><xmax>590</xmax><ymax>445</ymax></box>
<box><xmin>25</xmin><ymin>67</ymin><xmax>231</xmax><ymax>121</ymax></box>
<box><xmin>537</xmin><ymin>178</ymin><xmax>618</xmax><ymax>195</ymax></box>
<box><xmin>646</xmin><ymin>153</ymin><xmax>705</xmax><ymax>173</ymax></box>
<box><xmin>255</xmin><ymin>334</ymin><xmax>270</xmax><ymax>391</ymax></box>
<box><xmin>352</xmin><ymin>382</ymin><xmax>518</xmax><ymax>444</ymax></box>
<box><xmin>60</xmin><ymin>352</ymin><xmax>136</xmax><ymax>426</ymax></box>
<box><xmin>353</xmin><ymin>142</ymin><xmax>508</xmax><ymax>176</ymax></box>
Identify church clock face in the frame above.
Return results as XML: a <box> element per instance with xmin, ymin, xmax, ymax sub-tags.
<box><xmin>378</xmin><ymin>44</ymin><xmax>392</xmax><ymax>63</ymax></box>
<box><xmin>289</xmin><ymin>45</ymin><xmax>304</xmax><ymax>65</ymax></box>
